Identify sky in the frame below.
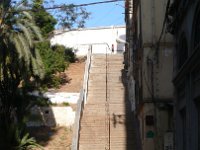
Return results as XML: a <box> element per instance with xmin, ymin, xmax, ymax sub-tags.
<box><xmin>53</xmin><ymin>0</ymin><xmax>125</xmax><ymax>28</ymax></box>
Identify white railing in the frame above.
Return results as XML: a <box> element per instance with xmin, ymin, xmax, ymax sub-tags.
<box><xmin>73</xmin><ymin>43</ymin><xmax>112</xmax><ymax>56</ymax></box>
<box><xmin>71</xmin><ymin>46</ymin><xmax>92</xmax><ymax>150</ymax></box>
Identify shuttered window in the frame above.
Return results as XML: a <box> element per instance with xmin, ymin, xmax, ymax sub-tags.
<box><xmin>194</xmin><ymin>9</ymin><xmax>200</xmax><ymax>50</ymax></box>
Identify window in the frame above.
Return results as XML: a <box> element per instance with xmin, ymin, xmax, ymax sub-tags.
<box><xmin>198</xmin><ymin>104</ymin><xmax>200</xmax><ymax>150</ymax></box>
<box><xmin>195</xmin><ymin>100</ymin><xmax>200</xmax><ymax>150</ymax></box>
<box><xmin>193</xmin><ymin>5</ymin><xmax>200</xmax><ymax>49</ymax></box>
<box><xmin>145</xmin><ymin>115</ymin><xmax>154</xmax><ymax>126</ymax></box>
<box><xmin>177</xmin><ymin>35</ymin><xmax>188</xmax><ymax>69</ymax></box>
<box><xmin>180</xmin><ymin>108</ymin><xmax>186</xmax><ymax>150</ymax></box>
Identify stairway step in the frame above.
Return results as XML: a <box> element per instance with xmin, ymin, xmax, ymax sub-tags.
<box><xmin>79</xmin><ymin>54</ymin><xmax>137</xmax><ymax>150</ymax></box>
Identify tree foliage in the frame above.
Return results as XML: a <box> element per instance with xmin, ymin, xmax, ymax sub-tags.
<box><xmin>0</xmin><ymin>0</ymin><xmax>88</xmax><ymax>148</ymax></box>
<box><xmin>25</xmin><ymin>0</ymin><xmax>90</xmax><ymax>30</ymax></box>
<box><xmin>52</xmin><ymin>44</ymin><xmax>75</xmax><ymax>63</ymax></box>
<box><xmin>56</xmin><ymin>4</ymin><xmax>90</xmax><ymax>29</ymax></box>
<box><xmin>36</xmin><ymin>41</ymin><xmax>65</xmax><ymax>76</ymax></box>
<box><xmin>25</xmin><ymin>0</ymin><xmax>81</xmax><ymax>88</ymax></box>
<box><xmin>31</xmin><ymin>0</ymin><xmax>57</xmax><ymax>37</ymax></box>
<box><xmin>0</xmin><ymin>1</ymin><xmax>44</xmax><ymax>148</ymax></box>
<box><xmin>36</xmin><ymin>41</ymin><xmax>75</xmax><ymax>89</ymax></box>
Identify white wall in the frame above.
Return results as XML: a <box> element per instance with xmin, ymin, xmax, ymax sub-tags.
<box><xmin>27</xmin><ymin>106</ymin><xmax>75</xmax><ymax>127</ymax></box>
<box><xmin>50</xmin><ymin>26</ymin><xmax>126</xmax><ymax>56</ymax></box>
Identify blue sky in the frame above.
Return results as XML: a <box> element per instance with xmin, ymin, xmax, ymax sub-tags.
<box><xmin>53</xmin><ymin>0</ymin><xmax>125</xmax><ymax>27</ymax></box>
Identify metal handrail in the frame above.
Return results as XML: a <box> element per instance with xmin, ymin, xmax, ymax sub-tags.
<box><xmin>71</xmin><ymin>46</ymin><xmax>92</xmax><ymax>150</ymax></box>
<box><xmin>105</xmin><ymin>48</ymin><xmax>111</xmax><ymax>150</ymax></box>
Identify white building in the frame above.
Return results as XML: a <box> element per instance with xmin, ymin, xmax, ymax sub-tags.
<box><xmin>50</xmin><ymin>26</ymin><xmax>126</xmax><ymax>56</ymax></box>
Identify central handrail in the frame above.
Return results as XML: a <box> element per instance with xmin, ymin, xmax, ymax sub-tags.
<box><xmin>71</xmin><ymin>46</ymin><xmax>92</xmax><ymax>150</ymax></box>
<box><xmin>105</xmin><ymin>48</ymin><xmax>111</xmax><ymax>150</ymax></box>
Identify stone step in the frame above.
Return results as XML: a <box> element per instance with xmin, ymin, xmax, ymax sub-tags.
<box><xmin>89</xmin><ymin>73</ymin><xmax>120</xmax><ymax>77</ymax></box>
<box><xmin>80</xmin><ymin>126</ymin><xmax>106</xmax><ymax>131</ymax></box>
<box><xmin>89</xmin><ymin>75</ymin><xmax>106</xmax><ymax>80</ymax></box>
<box><xmin>87</xmin><ymin>90</ymin><xmax>107</xmax><ymax>94</ymax></box>
<box><xmin>87</xmin><ymin>88</ymin><xmax>124</xmax><ymax>93</ymax></box>
<box><xmin>79</xmin><ymin>134</ymin><xmax>105</xmax><ymax>139</ymax></box>
<box><xmin>79</xmin><ymin>140</ymin><xmax>105</xmax><ymax>144</ymax></box>
<box><xmin>86</xmin><ymin>97</ymin><xmax>124</xmax><ymax>102</ymax></box>
<box><xmin>86</xmin><ymin>98</ymin><xmax>106</xmax><ymax>102</ymax></box>
<box><xmin>79</xmin><ymin>144</ymin><xmax>106</xmax><ymax>150</ymax></box>
<box><xmin>80</xmin><ymin>123</ymin><xmax>106</xmax><ymax>127</ymax></box>
<box><xmin>88</xmin><ymin>82</ymin><xmax>123</xmax><ymax>87</ymax></box>
<box><xmin>89</xmin><ymin>80</ymin><xmax>123</xmax><ymax>84</ymax></box>
<box><xmin>87</xmin><ymin>95</ymin><xmax>124</xmax><ymax>99</ymax></box>
<box><xmin>89</xmin><ymin>72</ymin><xmax>122</xmax><ymax>78</ymax></box>
<box><xmin>91</xmin><ymin>62</ymin><xmax>123</xmax><ymax>66</ymax></box>
<box><xmin>79</xmin><ymin>130</ymin><xmax>106</xmax><ymax>136</ymax></box>
<box><xmin>79</xmin><ymin>54</ymin><xmax>137</xmax><ymax>150</ymax></box>
<box><xmin>88</xmin><ymin>84</ymin><xmax>109</xmax><ymax>87</ymax></box>
<box><xmin>83</xmin><ymin>105</ymin><xmax>106</xmax><ymax>109</ymax></box>
<box><xmin>89</xmin><ymin>70</ymin><xmax>106</xmax><ymax>74</ymax></box>
<box><xmin>91</xmin><ymin>64</ymin><xmax>123</xmax><ymax>68</ymax></box>
<box><xmin>86</xmin><ymin>96</ymin><xmax>124</xmax><ymax>102</ymax></box>
<box><xmin>91</xmin><ymin>57</ymin><xmax>123</xmax><ymax>60</ymax></box>
<box><xmin>87</xmin><ymin>93</ymin><xmax>125</xmax><ymax>97</ymax></box>
<box><xmin>92</xmin><ymin>59</ymin><xmax>125</xmax><ymax>62</ymax></box>
<box><xmin>86</xmin><ymin>101</ymin><xmax>106</xmax><ymax>105</ymax></box>
<box><xmin>81</xmin><ymin>115</ymin><xmax>105</xmax><ymax>119</ymax></box>
<box><xmin>87</xmin><ymin>93</ymin><xmax>106</xmax><ymax>97</ymax></box>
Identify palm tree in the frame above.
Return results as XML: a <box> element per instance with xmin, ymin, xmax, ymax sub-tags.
<box><xmin>0</xmin><ymin>1</ymin><xmax>44</xmax><ymax>148</ymax></box>
<box><xmin>0</xmin><ymin>0</ymin><xmax>44</xmax><ymax>80</ymax></box>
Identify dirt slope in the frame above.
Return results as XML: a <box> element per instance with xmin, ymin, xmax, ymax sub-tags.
<box><xmin>31</xmin><ymin>61</ymin><xmax>85</xmax><ymax>150</ymax></box>
<box><xmin>56</xmin><ymin>62</ymin><xmax>85</xmax><ymax>93</ymax></box>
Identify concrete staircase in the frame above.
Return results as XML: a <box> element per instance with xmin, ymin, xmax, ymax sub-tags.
<box><xmin>79</xmin><ymin>54</ymin><xmax>136</xmax><ymax>150</ymax></box>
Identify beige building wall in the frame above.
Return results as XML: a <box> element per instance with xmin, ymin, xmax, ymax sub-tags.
<box><xmin>125</xmin><ymin>0</ymin><xmax>175</xmax><ymax>149</ymax></box>
<box><xmin>138</xmin><ymin>104</ymin><xmax>171</xmax><ymax>150</ymax></box>
<box><xmin>136</xmin><ymin>0</ymin><xmax>174</xmax><ymax>150</ymax></box>
<box><xmin>142</xmin><ymin>47</ymin><xmax>174</xmax><ymax>100</ymax></box>
<box><xmin>138</xmin><ymin>104</ymin><xmax>155</xmax><ymax>150</ymax></box>
<box><xmin>141</xmin><ymin>0</ymin><xmax>173</xmax><ymax>44</ymax></box>
<box><xmin>140</xmin><ymin>0</ymin><xmax>174</xmax><ymax>100</ymax></box>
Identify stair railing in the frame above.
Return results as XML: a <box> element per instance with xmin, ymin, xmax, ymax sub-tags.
<box><xmin>71</xmin><ymin>45</ymin><xmax>92</xmax><ymax>150</ymax></box>
<box><xmin>105</xmin><ymin>47</ymin><xmax>111</xmax><ymax>150</ymax></box>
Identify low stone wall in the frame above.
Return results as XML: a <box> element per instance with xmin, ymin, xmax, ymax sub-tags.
<box><xmin>27</xmin><ymin>106</ymin><xmax>75</xmax><ymax>127</ymax></box>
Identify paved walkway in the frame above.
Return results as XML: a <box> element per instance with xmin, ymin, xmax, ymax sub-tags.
<box><xmin>79</xmin><ymin>54</ymin><xmax>136</xmax><ymax>150</ymax></box>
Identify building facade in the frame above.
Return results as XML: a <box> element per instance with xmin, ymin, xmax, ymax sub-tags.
<box><xmin>125</xmin><ymin>0</ymin><xmax>174</xmax><ymax>150</ymax></box>
<box><xmin>166</xmin><ymin>0</ymin><xmax>200</xmax><ymax>150</ymax></box>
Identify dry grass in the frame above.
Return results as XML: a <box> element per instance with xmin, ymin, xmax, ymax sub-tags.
<box><xmin>29</xmin><ymin>127</ymin><xmax>72</xmax><ymax>150</ymax></box>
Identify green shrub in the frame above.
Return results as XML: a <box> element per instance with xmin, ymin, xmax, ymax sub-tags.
<box><xmin>16</xmin><ymin>132</ymin><xmax>43</xmax><ymax>150</ymax></box>
<box><xmin>34</xmin><ymin>41</ymin><xmax>76</xmax><ymax>89</ymax></box>
<box><xmin>62</xmin><ymin>102</ymin><xmax>70</xmax><ymax>106</ymax></box>
<box><xmin>35</xmin><ymin>41</ymin><xmax>66</xmax><ymax>88</ymax></box>
<box><xmin>52</xmin><ymin>45</ymin><xmax>76</xmax><ymax>63</ymax></box>
<box><xmin>0</xmin><ymin>90</ymin><xmax>46</xmax><ymax>150</ymax></box>
<box><xmin>41</xmin><ymin>75</ymin><xmax>62</xmax><ymax>89</ymax></box>
<box><xmin>64</xmin><ymin>47</ymin><xmax>76</xmax><ymax>63</ymax></box>
<box><xmin>36</xmin><ymin>41</ymin><xmax>66</xmax><ymax>75</ymax></box>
